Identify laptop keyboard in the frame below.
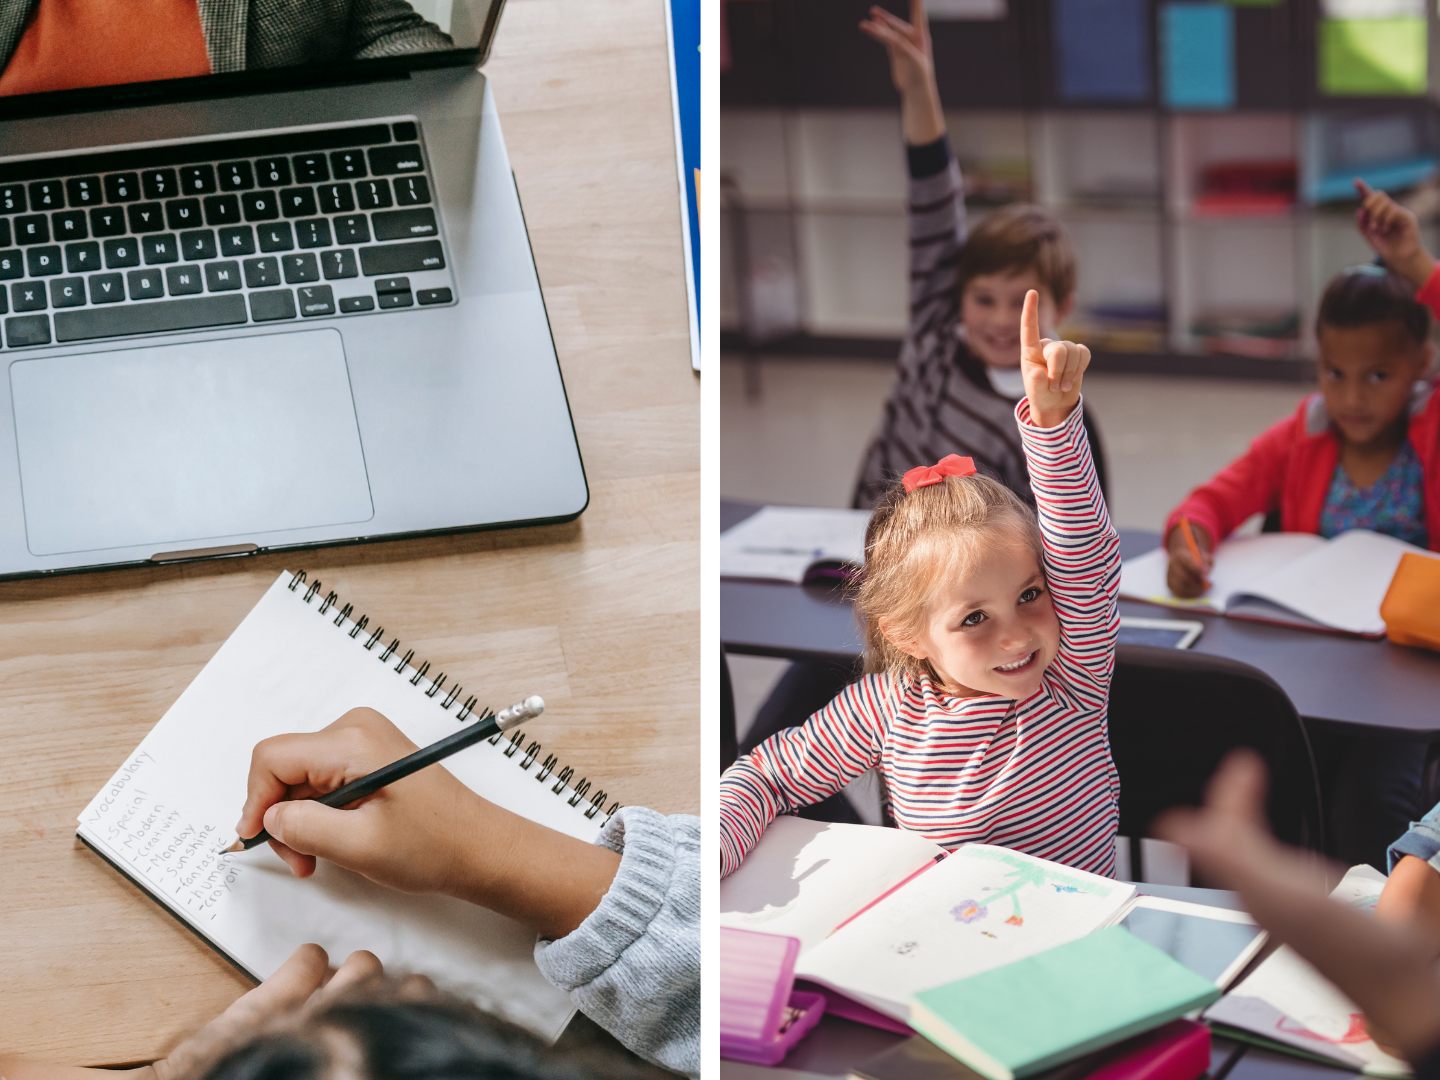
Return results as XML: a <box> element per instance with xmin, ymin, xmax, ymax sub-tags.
<box><xmin>0</xmin><ymin>119</ymin><xmax>455</xmax><ymax>350</ymax></box>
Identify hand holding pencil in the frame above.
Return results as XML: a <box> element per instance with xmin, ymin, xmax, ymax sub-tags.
<box><xmin>1165</xmin><ymin>517</ymin><xmax>1213</xmax><ymax>598</ymax></box>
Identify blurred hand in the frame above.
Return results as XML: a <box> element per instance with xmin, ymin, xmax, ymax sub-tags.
<box><xmin>1355</xmin><ymin>179</ymin><xmax>1435</xmax><ymax>289</ymax></box>
<box><xmin>859</xmin><ymin>1</ymin><xmax>935</xmax><ymax>100</ymax></box>
<box><xmin>1019</xmin><ymin>288</ymin><xmax>1089</xmax><ymax>428</ymax></box>
<box><xmin>1165</xmin><ymin>522</ymin><xmax>1213</xmax><ymax>598</ymax></box>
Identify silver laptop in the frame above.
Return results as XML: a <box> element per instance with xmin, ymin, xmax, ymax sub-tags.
<box><xmin>0</xmin><ymin>0</ymin><xmax>588</xmax><ymax>579</ymax></box>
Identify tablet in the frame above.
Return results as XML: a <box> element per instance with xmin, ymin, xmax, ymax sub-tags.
<box><xmin>1118</xmin><ymin>896</ymin><xmax>1267</xmax><ymax>989</ymax></box>
<box><xmin>1117</xmin><ymin>617</ymin><xmax>1204</xmax><ymax>649</ymax></box>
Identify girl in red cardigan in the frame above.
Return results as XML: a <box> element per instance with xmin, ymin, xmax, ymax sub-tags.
<box><xmin>1165</xmin><ymin>192</ymin><xmax>1440</xmax><ymax>596</ymax></box>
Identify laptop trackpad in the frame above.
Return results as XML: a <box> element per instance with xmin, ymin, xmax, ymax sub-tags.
<box><xmin>11</xmin><ymin>330</ymin><xmax>374</xmax><ymax>556</ymax></box>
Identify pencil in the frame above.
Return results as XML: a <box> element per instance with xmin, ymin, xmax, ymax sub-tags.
<box><xmin>1178</xmin><ymin>517</ymin><xmax>1210</xmax><ymax>590</ymax></box>
<box><xmin>218</xmin><ymin>695</ymin><xmax>545</xmax><ymax>855</ymax></box>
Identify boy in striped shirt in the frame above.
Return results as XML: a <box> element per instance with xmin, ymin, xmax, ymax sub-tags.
<box><xmin>721</xmin><ymin>291</ymin><xmax>1122</xmax><ymax>878</ymax></box>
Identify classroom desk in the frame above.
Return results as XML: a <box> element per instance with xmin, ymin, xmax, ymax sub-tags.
<box><xmin>721</xmin><ymin>501</ymin><xmax>1440</xmax><ymax>739</ymax></box>
<box><xmin>719</xmin><ymin>885</ymin><xmax>1348</xmax><ymax>1080</ymax></box>
<box><xmin>0</xmin><ymin>2</ymin><xmax>696</xmax><ymax>1066</ymax></box>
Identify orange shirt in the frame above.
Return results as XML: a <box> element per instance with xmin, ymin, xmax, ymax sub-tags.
<box><xmin>0</xmin><ymin>0</ymin><xmax>211</xmax><ymax>97</ymax></box>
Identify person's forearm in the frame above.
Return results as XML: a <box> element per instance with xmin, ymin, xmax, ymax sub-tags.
<box><xmin>1395</xmin><ymin>249</ymin><xmax>1437</xmax><ymax>291</ymax></box>
<box><xmin>901</xmin><ymin>82</ymin><xmax>945</xmax><ymax>146</ymax></box>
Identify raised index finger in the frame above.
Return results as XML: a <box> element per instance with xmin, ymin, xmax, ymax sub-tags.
<box><xmin>1354</xmin><ymin>178</ymin><xmax>1373</xmax><ymax>200</ymax></box>
<box><xmin>1020</xmin><ymin>288</ymin><xmax>1041</xmax><ymax>353</ymax></box>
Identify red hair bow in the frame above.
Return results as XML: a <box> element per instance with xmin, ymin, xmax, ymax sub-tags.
<box><xmin>902</xmin><ymin>454</ymin><xmax>977</xmax><ymax>494</ymax></box>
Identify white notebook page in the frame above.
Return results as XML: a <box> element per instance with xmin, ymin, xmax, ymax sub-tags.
<box><xmin>77</xmin><ymin>571</ymin><xmax>608</xmax><ymax>1042</ymax></box>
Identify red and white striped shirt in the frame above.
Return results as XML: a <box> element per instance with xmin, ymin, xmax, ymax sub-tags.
<box><xmin>720</xmin><ymin>399</ymin><xmax>1122</xmax><ymax>877</ymax></box>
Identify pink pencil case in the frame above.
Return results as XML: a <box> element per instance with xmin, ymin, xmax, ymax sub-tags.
<box><xmin>720</xmin><ymin>927</ymin><xmax>826</xmax><ymax>1065</ymax></box>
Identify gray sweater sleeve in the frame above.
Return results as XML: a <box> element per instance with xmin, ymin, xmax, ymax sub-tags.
<box><xmin>534</xmin><ymin>807</ymin><xmax>700</xmax><ymax>1077</ymax></box>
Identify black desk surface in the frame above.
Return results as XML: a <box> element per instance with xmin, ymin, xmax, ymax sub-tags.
<box><xmin>721</xmin><ymin>501</ymin><xmax>1440</xmax><ymax>738</ymax></box>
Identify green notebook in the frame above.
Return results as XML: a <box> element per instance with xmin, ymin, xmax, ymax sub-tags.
<box><xmin>909</xmin><ymin>927</ymin><xmax>1220</xmax><ymax>1080</ymax></box>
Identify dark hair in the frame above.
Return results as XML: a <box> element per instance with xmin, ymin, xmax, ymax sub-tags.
<box><xmin>1316</xmin><ymin>265</ymin><xmax>1430</xmax><ymax>344</ymax></box>
<box><xmin>956</xmin><ymin>203</ymin><xmax>1076</xmax><ymax>306</ymax></box>
<box><xmin>196</xmin><ymin>993</ymin><xmax>658</xmax><ymax>1080</ymax></box>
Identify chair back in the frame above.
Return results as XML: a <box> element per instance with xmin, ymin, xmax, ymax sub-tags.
<box><xmin>1107</xmin><ymin>644</ymin><xmax>1324</xmax><ymax>861</ymax></box>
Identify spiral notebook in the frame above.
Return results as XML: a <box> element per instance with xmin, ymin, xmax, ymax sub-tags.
<box><xmin>76</xmin><ymin>570</ymin><xmax>619</xmax><ymax>1043</ymax></box>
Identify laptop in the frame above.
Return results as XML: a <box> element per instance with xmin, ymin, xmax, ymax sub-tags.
<box><xmin>0</xmin><ymin>0</ymin><xmax>588</xmax><ymax>579</ymax></box>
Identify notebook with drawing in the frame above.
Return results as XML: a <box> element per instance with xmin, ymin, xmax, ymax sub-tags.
<box><xmin>76</xmin><ymin>569</ymin><xmax>618</xmax><ymax>1043</ymax></box>
<box><xmin>720</xmin><ymin>818</ymin><xmax>1261</xmax><ymax>1026</ymax></box>
<box><xmin>1204</xmin><ymin>865</ymin><xmax>1410</xmax><ymax>1078</ymax></box>
<box><xmin>1120</xmin><ymin>530</ymin><xmax>1436</xmax><ymax>638</ymax></box>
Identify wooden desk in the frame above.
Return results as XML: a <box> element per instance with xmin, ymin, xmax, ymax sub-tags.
<box><xmin>0</xmin><ymin>0</ymin><xmax>697</xmax><ymax>1064</ymax></box>
<box><xmin>721</xmin><ymin>503</ymin><xmax>1440</xmax><ymax>739</ymax></box>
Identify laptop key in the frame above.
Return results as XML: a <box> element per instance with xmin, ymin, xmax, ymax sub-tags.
<box><xmin>257</xmin><ymin>158</ymin><xmax>292</xmax><ymax>187</ymax></box>
<box><xmin>321</xmin><ymin>249</ymin><xmax>357</xmax><ymax>279</ymax></box>
<box><xmin>281</xmin><ymin>187</ymin><xmax>318</xmax><ymax>218</ymax></box>
<box><xmin>204</xmin><ymin>261</ymin><xmax>242</xmax><ymax>292</ymax></box>
<box><xmin>141</xmin><ymin>169</ymin><xmax>177</xmax><ymax>200</ymax></box>
<box><xmin>103</xmin><ymin>238</ymin><xmax>139</xmax><ymax>269</ymax></box>
<box><xmin>49</xmin><ymin>277</ymin><xmax>85</xmax><ymax>308</ymax></box>
<box><xmin>339</xmin><ymin>295</ymin><xmax>375</xmax><ymax>313</ymax></box>
<box><xmin>203</xmin><ymin>194</ymin><xmax>241</xmax><ymax>226</ymax></box>
<box><xmin>242</xmin><ymin>190</ymin><xmax>280</xmax><ymax>222</ymax></box>
<box><xmin>181</xmin><ymin>164</ymin><xmax>217</xmax><ymax>195</ymax></box>
<box><xmin>359</xmin><ymin>240</ymin><xmax>444</xmax><ymax>276</ymax></box>
<box><xmin>5</xmin><ymin>314</ymin><xmax>50</xmax><ymax>346</ymax></box>
<box><xmin>29</xmin><ymin>181</ymin><xmax>63</xmax><ymax>210</ymax></box>
<box><xmin>165</xmin><ymin>264</ymin><xmax>204</xmax><ymax>296</ymax></box>
<box><xmin>0</xmin><ymin>250</ymin><xmax>18</xmax><ymax>279</ymax></box>
<box><xmin>374</xmin><ymin>276</ymin><xmax>409</xmax><ymax>294</ymax></box>
<box><xmin>104</xmin><ymin>173</ymin><xmax>140</xmax><ymax>203</ymax></box>
<box><xmin>416</xmin><ymin>288</ymin><xmax>452</xmax><ymax>306</ymax></box>
<box><xmin>378</xmin><ymin>290</ymin><xmax>414</xmax><ymax>310</ymax></box>
<box><xmin>26</xmin><ymin>247</ymin><xmax>61</xmax><ymax>276</ymax></box>
<box><xmin>142</xmin><ymin>234</ymin><xmax>179</xmax><ymax>265</ymax></box>
<box><xmin>283</xmin><ymin>253</ymin><xmax>319</xmax><ymax>284</ymax></box>
<box><xmin>65</xmin><ymin>241</ymin><xmax>100</xmax><ymax>273</ymax></box>
<box><xmin>53</xmin><ymin>295</ymin><xmax>247</xmax><ymax>342</ymax></box>
<box><xmin>127</xmin><ymin>203</ymin><xmax>165</xmax><ymax>233</ymax></box>
<box><xmin>295</xmin><ymin>218</ymin><xmax>332</xmax><ymax>249</ymax></box>
<box><xmin>0</xmin><ymin>220</ymin><xmax>9</xmax><ymax>247</ymax></box>
<box><xmin>52</xmin><ymin>211</ymin><xmax>87</xmax><ymax>241</ymax></box>
<box><xmin>393</xmin><ymin>176</ymin><xmax>431</xmax><ymax>206</ymax></box>
<box><xmin>87</xmin><ymin>273</ymin><xmax>124</xmax><ymax>304</ymax></box>
<box><xmin>205</xmin><ymin>260</ymin><xmax>241</xmax><ymax>292</ymax></box>
<box><xmin>0</xmin><ymin>185</ymin><xmax>25</xmax><ymax>214</ymax></box>
<box><xmin>371</xmin><ymin>209</ymin><xmax>437</xmax><ymax>241</ymax></box>
<box><xmin>292</xmin><ymin>154</ymin><xmax>330</xmax><ymax>183</ymax></box>
<box><xmin>333</xmin><ymin>215</ymin><xmax>369</xmax><ymax>245</ymax></box>
<box><xmin>243</xmin><ymin>256</ymin><xmax>281</xmax><ymax>288</ymax></box>
<box><xmin>179</xmin><ymin>229</ymin><xmax>217</xmax><ymax>261</ymax></box>
<box><xmin>11</xmin><ymin>282</ymin><xmax>45</xmax><ymax>311</ymax></box>
<box><xmin>330</xmin><ymin>150</ymin><xmax>367</xmax><ymax>179</ymax></box>
<box><xmin>89</xmin><ymin>207</ymin><xmax>126</xmax><ymax>237</ymax></box>
<box><xmin>127</xmin><ymin>269</ymin><xmax>164</xmax><ymax>300</ymax></box>
<box><xmin>219</xmin><ymin>161</ymin><xmax>255</xmax><ymax>191</ymax></box>
<box><xmin>219</xmin><ymin>225</ymin><xmax>256</xmax><ymax>256</ymax></box>
<box><xmin>391</xmin><ymin>121</ymin><xmax>418</xmax><ymax>142</ymax></box>
<box><xmin>166</xmin><ymin>198</ymin><xmax>202</xmax><ymax>230</ymax></box>
<box><xmin>258</xmin><ymin>222</ymin><xmax>295</xmax><ymax>253</ymax></box>
<box><xmin>298</xmin><ymin>285</ymin><xmax>335</xmax><ymax>317</ymax></box>
<box><xmin>249</xmin><ymin>288</ymin><xmax>297</xmax><ymax>322</ymax></box>
<box><xmin>356</xmin><ymin>180</ymin><xmax>392</xmax><ymax>210</ymax></box>
<box><xmin>318</xmin><ymin>183</ymin><xmax>355</xmax><ymax>214</ymax></box>
<box><xmin>367</xmin><ymin>144</ymin><xmax>424</xmax><ymax>175</ymax></box>
<box><xmin>15</xmin><ymin>215</ymin><xmax>48</xmax><ymax>245</ymax></box>
<box><xmin>66</xmin><ymin>176</ymin><xmax>101</xmax><ymax>206</ymax></box>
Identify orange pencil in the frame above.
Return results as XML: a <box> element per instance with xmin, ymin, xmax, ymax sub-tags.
<box><xmin>1178</xmin><ymin>517</ymin><xmax>1210</xmax><ymax>592</ymax></box>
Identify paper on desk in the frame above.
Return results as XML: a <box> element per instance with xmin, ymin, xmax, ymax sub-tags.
<box><xmin>1205</xmin><ymin>865</ymin><xmax>1411</xmax><ymax>1078</ymax></box>
<box><xmin>720</xmin><ymin>506</ymin><xmax>871</xmax><ymax>583</ymax></box>
<box><xmin>77</xmin><ymin>572</ymin><xmax>603</xmax><ymax>1042</ymax></box>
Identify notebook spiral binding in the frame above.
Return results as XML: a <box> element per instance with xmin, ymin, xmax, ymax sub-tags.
<box><xmin>287</xmin><ymin>570</ymin><xmax>621</xmax><ymax>826</ymax></box>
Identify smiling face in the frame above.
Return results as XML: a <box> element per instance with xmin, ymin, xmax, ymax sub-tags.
<box><xmin>1317</xmin><ymin>321</ymin><xmax>1430</xmax><ymax>452</ymax></box>
<box><xmin>960</xmin><ymin>271</ymin><xmax>1072</xmax><ymax>371</ymax></box>
<box><xmin>893</xmin><ymin>530</ymin><xmax>1061</xmax><ymax>700</ymax></box>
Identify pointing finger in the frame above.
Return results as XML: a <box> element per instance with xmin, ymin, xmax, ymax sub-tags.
<box><xmin>1020</xmin><ymin>289</ymin><xmax>1041</xmax><ymax>354</ymax></box>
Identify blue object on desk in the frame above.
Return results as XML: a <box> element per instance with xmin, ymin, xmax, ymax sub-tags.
<box><xmin>1055</xmin><ymin>0</ymin><xmax>1151</xmax><ymax>103</ymax></box>
<box><xmin>1161</xmin><ymin>3</ymin><xmax>1235</xmax><ymax>109</ymax></box>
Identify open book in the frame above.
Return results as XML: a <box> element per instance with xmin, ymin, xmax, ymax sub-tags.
<box><xmin>720</xmin><ymin>505</ymin><xmax>871</xmax><ymax>584</ymax></box>
<box><xmin>1120</xmin><ymin>530</ymin><xmax>1436</xmax><ymax>638</ymax></box>
<box><xmin>1205</xmin><ymin>865</ymin><xmax>1410</xmax><ymax>1078</ymax></box>
<box><xmin>719</xmin><ymin>817</ymin><xmax>1263</xmax><ymax>1026</ymax></box>
<box><xmin>77</xmin><ymin>571</ymin><xmax>620</xmax><ymax>1043</ymax></box>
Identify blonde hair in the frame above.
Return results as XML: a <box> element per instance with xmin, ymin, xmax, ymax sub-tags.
<box><xmin>855</xmin><ymin>473</ymin><xmax>1043</xmax><ymax>685</ymax></box>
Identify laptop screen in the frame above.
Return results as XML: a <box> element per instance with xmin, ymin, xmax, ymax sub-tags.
<box><xmin>0</xmin><ymin>0</ymin><xmax>502</xmax><ymax>112</ymax></box>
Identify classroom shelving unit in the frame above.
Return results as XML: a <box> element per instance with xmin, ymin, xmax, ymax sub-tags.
<box><xmin>721</xmin><ymin>0</ymin><xmax>1440</xmax><ymax>380</ymax></box>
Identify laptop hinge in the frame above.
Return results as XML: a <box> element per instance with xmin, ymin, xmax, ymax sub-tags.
<box><xmin>149</xmin><ymin>543</ymin><xmax>259</xmax><ymax>564</ymax></box>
